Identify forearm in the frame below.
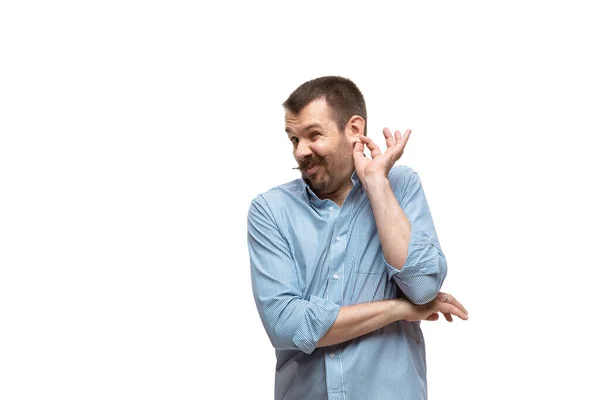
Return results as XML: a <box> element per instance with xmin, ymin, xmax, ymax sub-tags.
<box><xmin>316</xmin><ymin>299</ymin><xmax>402</xmax><ymax>348</ymax></box>
<box><xmin>318</xmin><ymin>294</ymin><xmax>469</xmax><ymax>348</ymax></box>
<box><xmin>364</xmin><ymin>175</ymin><xmax>411</xmax><ymax>269</ymax></box>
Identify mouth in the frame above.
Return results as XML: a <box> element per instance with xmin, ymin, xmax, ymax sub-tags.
<box><xmin>303</xmin><ymin>164</ymin><xmax>320</xmax><ymax>176</ymax></box>
<box><xmin>307</xmin><ymin>165</ymin><xmax>319</xmax><ymax>174</ymax></box>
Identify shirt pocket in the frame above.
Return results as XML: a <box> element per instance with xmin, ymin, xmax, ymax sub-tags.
<box><xmin>349</xmin><ymin>269</ymin><xmax>389</xmax><ymax>303</ymax></box>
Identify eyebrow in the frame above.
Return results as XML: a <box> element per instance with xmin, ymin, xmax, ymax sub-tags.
<box><xmin>285</xmin><ymin>123</ymin><xmax>323</xmax><ymax>135</ymax></box>
<box><xmin>303</xmin><ymin>123</ymin><xmax>322</xmax><ymax>131</ymax></box>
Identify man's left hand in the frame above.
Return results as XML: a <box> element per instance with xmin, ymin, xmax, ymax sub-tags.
<box><xmin>353</xmin><ymin>128</ymin><xmax>411</xmax><ymax>187</ymax></box>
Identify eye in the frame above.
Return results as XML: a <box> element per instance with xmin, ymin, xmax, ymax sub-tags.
<box><xmin>290</xmin><ymin>137</ymin><xmax>299</xmax><ymax>145</ymax></box>
<box><xmin>310</xmin><ymin>132</ymin><xmax>321</xmax><ymax>140</ymax></box>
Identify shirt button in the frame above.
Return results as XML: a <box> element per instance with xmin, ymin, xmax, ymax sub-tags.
<box><xmin>329</xmin><ymin>353</ymin><xmax>335</xmax><ymax>358</ymax></box>
<box><xmin>333</xmin><ymin>274</ymin><xmax>339</xmax><ymax>280</ymax></box>
<box><xmin>335</xmin><ymin>236</ymin><xmax>341</xmax><ymax>241</ymax></box>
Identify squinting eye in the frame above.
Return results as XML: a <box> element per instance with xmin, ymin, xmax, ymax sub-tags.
<box><xmin>290</xmin><ymin>137</ymin><xmax>299</xmax><ymax>145</ymax></box>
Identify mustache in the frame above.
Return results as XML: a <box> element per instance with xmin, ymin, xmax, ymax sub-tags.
<box><xmin>293</xmin><ymin>156</ymin><xmax>324</xmax><ymax>171</ymax></box>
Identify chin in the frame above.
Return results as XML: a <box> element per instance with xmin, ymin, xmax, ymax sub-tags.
<box><xmin>306</xmin><ymin>178</ymin><xmax>324</xmax><ymax>192</ymax></box>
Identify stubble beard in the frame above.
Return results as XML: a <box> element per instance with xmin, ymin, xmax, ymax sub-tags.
<box><xmin>305</xmin><ymin>138</ymin><xmax>355</xmax><ymax>197</ymax></box>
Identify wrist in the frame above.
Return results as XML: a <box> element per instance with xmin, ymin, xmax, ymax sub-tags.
<box><xmin>390</xmin><ymin>299</ymin><xmax>410</xmax><ymax>322</ymax></box>
<box><xmin>363</xmin><ymin>174</ymin><xmax>390</xmax><ymax>196</ymax></box>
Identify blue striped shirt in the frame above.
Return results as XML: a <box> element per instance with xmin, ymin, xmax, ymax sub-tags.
<box><xmin>247</xmin><ymin>165</ymin><xmax>447</xmax><ymax>400</ymax></box>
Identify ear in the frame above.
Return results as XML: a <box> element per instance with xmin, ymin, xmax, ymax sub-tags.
<box><xmin>345</xmin><ymin>115</ymin><xmax>365</xmax><ymax>140</ymax></box>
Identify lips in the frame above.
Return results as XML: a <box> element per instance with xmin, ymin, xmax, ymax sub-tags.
<box><xmin>298</xmin><ymin>157</ymin><xmax>324</xmax><ymax>176</ymax></box>
<box><xmin>303</xmin><ymin>164</ymin><xmax>320</xmax><ymax>176</ymax></box>
<box><xmin>306</xmin><ymin>165</ymin><xmax>319</xmax><ymax>174</ymax></box>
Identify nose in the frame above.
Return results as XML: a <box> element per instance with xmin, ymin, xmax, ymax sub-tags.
<box><xmin>295</xmin><ymin>139</ymin><xmax>313</xmax><ymax>160</ymax></box>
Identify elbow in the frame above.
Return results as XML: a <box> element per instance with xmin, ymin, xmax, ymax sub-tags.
<box><xmin>396</xmin><ymin>256</ymin><xmax>447</xmax><ymax>305</ymax></box>
<box><xmin>261</xmin><ymin>298</ymin><xmax>306</xmax><ymax>352</ymax></box>
<box><xmin>267</xmin><ymin>320</ymin><xmax>319</xmax><ymax>354</ymax></box>
<box><xmin>258</xmin><ymin>296</ymin><xmax>339</xmax><ymax>354</ymax></box>
<box><xmin>406</xmin><ymin>286</ymin><xmax>440</xmax><ymax>305</ymax></box>
<box><xmin>265</xmin><ymin>322</ymin><xmax>297</xmax><ymax>351</ymax></box>
<box><xmin>259</xmin><ymin>301</ymin><xmax>300</xmax><ymax>351</ymax></box>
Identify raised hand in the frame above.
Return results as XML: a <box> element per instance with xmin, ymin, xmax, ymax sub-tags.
<box><xmin>352</xmin><ymin>127</ymin><xmax>411</xmax><ymax>184</ymax></box>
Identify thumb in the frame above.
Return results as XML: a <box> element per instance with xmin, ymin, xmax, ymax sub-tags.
<box><xmin>353</xmin><ymin>141</ymin><xmax>366</xmax><ymax>166</ymax></box>
<box><xmin>353</xmin><ymin>141</ymin><xmax>364</xmax><ymax>153</ymax></box>
<box><xmin>426</xmin><ymin>313</ymin><xmax>440</xmax><ymax>321</ymax></box>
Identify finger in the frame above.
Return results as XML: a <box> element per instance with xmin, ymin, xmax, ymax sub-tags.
<box><xmin>425</xmin><ymin>313</ymin><xmax>439</xmax><ymax>321</ymax></box>
<box><xmin>437</xmin><ymin>292</ymin><xmax>469</xmax><ymax>317</ymax></box>
<box><xmin>382</xmin><ymin>127</ymin><xmax>395</xmax><ymax>149</ymax></box>
<box><xmin>353</xmin><ymin>140</ymin><xmax>365</xmax><ymax>155</ymax></box>
<box><xmin>385</xmin><ymin>129</ymin><xmax>411</xmax><ymax>161</ymax></box>
<box><xmin>443</xmin><ymin>312</ymin><xmax>453</xmax><ymax>322</ymax></box>
<box><xmin>359</xmin><ymin>135</ymin><xmax>382</xmax><ymax>158</ymax></box>
<box><xmin>444</xmin><ymin>293</ymin><xmax>468</xmax><ymax>316</ymax></box>
<box><xmin>394</xmin><ymin>129</ymin><xmax>412</xmax><ymax>154</ymax></box>
<box><xmin>394</xmin><ymin>129</ymin><xmax>411</xmax><ymax>145</ymax></box>
<box><xmin>436</xmin><ymin>292</ymin><xmax>449</xmax><ymax>303</ymax></box>
<box><xmin>438</xmin><ymin>302</ymin><xmax>468</xmax><ymax>320</ymax></box>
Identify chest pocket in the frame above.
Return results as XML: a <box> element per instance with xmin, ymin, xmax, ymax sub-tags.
<box><xmin>349</xmin><ymin>233</ymin><xmax>388</xmax><ymax>274</ymax></box>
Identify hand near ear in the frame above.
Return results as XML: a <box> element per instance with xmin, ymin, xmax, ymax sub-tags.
<box><xmin>353</xmin><ymin>128</ymin><xmax>411</xmax><ymax>186</ymax></box>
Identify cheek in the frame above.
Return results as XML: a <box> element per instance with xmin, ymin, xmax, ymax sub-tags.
<box><xmin>309</xmin><ymin>141</ymin><xmax>328</xmax><ymax>157</ymax></box>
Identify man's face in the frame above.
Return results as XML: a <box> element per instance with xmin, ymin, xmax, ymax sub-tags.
<box><xmin>285</xmin><ymin>98</ymin><xmax>356</xmax><ymax>197</ymax></box>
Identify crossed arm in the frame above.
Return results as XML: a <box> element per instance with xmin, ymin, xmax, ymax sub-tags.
<box><xmin>316</xmin><ymin>294</ymin><xmax>467</xmax><ymax>348</ymax></box>
<box><xmin>248</xmin><ymin>197</ymin><xmax>467</xmax><ymax>354</ymax></box>
<box><xmin>248</xmin><ymin>128</ymin><xmax>467</xmax><ymax>354</ymax></box>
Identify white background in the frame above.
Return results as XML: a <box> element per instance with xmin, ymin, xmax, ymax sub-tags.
<box><xmin>1</xmin><ymin>1</ymin><xmax>599</xmax><ymax>399</ymax></box>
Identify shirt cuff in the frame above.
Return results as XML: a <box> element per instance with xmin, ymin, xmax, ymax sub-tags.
<box><xmin>292</xmin><ymin>295</ymin><xmax>340</xmax><ymax>354</ymax></box>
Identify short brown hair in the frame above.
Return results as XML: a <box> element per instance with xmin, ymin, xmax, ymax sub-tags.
<box><xmin>283</xmin><ymin>76</ymin><xmax>367</xmax><ymax>135</ymax></box>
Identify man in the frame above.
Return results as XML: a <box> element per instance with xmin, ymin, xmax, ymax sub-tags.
<box><xmin>247</xmin><ymin>76</ymin><xmax>468</xmax><ymax>400</ymax></box>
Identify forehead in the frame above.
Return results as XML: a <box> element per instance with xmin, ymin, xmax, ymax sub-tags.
<box><xmin>285</xmin><ymin>98</ymin><xmax>334</xmax><ymax>133</ymax></box>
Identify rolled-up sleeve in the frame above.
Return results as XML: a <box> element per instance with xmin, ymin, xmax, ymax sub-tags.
<box><xmin>384</xmin><ymin>167</ymin><xmax>448</xmax><ymax>304</ymax></box>
<box><xmin>247</xmin><ymin>196</ymin><xmax>340</xmax><ymax>354</ymax></box>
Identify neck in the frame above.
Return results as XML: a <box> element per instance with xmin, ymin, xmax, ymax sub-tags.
<box><xmin>319</xmin><ymin>180</ymin><xmax>353</xmax><ymax>207</ymax></box>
